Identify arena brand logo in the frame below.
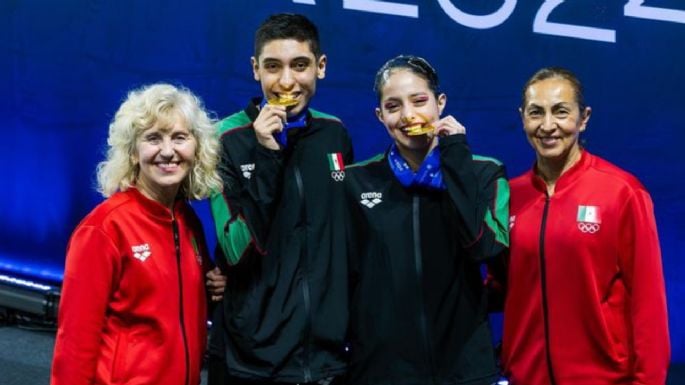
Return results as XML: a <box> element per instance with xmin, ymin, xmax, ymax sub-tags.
<box><xmin>360</xmin><ymin>192</ymin><xmax>383</xmax><ymax>208</ymax></box>
<box><xmin>240</xmin><ymin>163</ymin><xmax>255</xmax><ymax>179</ymax></box>
<box><xmin>577</xmin><ymin>205</ymin><xmax>601</xmax><ymax>234</ymax></box>
<box><xmin>509</xmin><ymin>215</ymin><xmax>516</xmax><ymax>229</ymax></box>
<box><xmin>131</xmin><ymin>243</ymin><xmax>151</xmax><ymax>262</ymax></box>
<box><xmin>293</xmin><ymin>0</ymin><xmax>685</xmax><ymax>43</ymax></box>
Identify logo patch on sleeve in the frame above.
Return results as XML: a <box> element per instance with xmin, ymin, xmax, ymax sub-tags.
<box><xmin>577</xmin><ymin>205</ymin><xmax>601</xmax><ymax>233</ymax></box>
<box><xmin>131</xmin><ymin>243</ymin><xmax>152</xmax><ymax>262</ymax></box>
<box><xmin>360</xmin><ymin>192</ymin><xmax>383</xmax><ymax>208</ymax></box>
<box><xmin>240</xmin><ymin>163</ymin><xmax>255</xmax><ymax>179</ymax></box>
<box><xmin>327</xmin><ymin>152</ymin><xmax>346</xmax><ymax>182</ymax></box>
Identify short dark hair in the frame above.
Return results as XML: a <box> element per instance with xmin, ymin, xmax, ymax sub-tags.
<box><xmin>373</xmin><ymin>55</ymin><xmax>440</xmax><ymax>101</ymax></box>
<box><xmin>521</xmin><ymin>67</ymin><xmax>586</xmax><ymax>111</ymax></box>
<box><xmin>254</xmin><ymin>13</ymin><xmax>321</xmax><ymax>59</ymax></box>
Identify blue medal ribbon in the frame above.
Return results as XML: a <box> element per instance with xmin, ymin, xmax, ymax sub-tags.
<box><xmin>260</xmin><ymin>99</ymin><xmax>308</xmax><ymax>148</ymax></box>
<box><xmin>388</xmin><ymin>143</ymin><xmax>445</xmax><ymax>191</ymax></box>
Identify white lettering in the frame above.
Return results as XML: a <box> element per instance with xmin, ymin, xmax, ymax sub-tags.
<box><xmin>292</xmin><ymin>0</ymin><xmax>683</xmax><ymax>44</ymax></box>
<box><xmin>436</xmin><ymin>0</ymin><xmax>517</xmax><ymax>29</ymax></box>
<box><xmin>625</xmin><ymin>0</ymin><xmax>685</xmax><ymax>24</ymax></box>
<box><xmin>343</xmin><ymin>0</ymin><xmax>418</xmax><ymax>18</ymax></box>
<box><xmin>361</xmin><ymin>192</ymin><xmax>383</xmax><ymax>200</ymax></box>
<box><xmin>534</xmin><ymin>0</ymin><xmax>616</xmax><ymax>43</ymax></box>
<box><xmin>132</xmin><ymin>244</ymin><xmax>150</xmax><ymax>253</ymax></box>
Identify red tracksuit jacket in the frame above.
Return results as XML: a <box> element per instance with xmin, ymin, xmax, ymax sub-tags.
<box><xmin>51</xmin><ymin>188</ymin><xmax>209</xmax><ymax>385</ymax></box>
<box><xmin>502</xmin><ymin>151</ymin><xmax>669</xmax><ymax>385</ymax></box>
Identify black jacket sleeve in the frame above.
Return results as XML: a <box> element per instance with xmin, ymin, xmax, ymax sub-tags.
<box><xmin>212</xmin><ymin>128</ymin><xmax>286</xmax><ymax>264</ymax></box>
<box><xmin>225</xmin><ymin>139</ymin><xmax>285</xmax><ymax>255</ymax></box>
<box><xmin>439</xmin><ymin>134</ymin><xmax>510</xmax><ymax>262</ymax></box>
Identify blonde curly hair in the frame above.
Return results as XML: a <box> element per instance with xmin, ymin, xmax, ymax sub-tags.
<box><xmin>96</xmin><ymin>83</ymin><xmax>221</xmax><ymax>200</ymax></box>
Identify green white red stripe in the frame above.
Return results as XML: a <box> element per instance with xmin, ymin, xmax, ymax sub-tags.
<box><xmin>328</xmin><ymin>153</ymin><xmax>345</xmax><ymax>171</ymax></box>
<box><xmin>577</xmin><ymin>205</ymin><xmax>601</xmax><ymax>223</ymax></box>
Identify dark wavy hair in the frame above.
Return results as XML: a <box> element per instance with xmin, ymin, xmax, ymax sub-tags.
<box><xmin>373</xmin><ymin>55</ymin><xmax>440</xmax><ymax>101</ymax></box>
<box><xmin>521</xmin><ymin>67</ymin><xmax>586</xmax><ymax>111</ymax></box>
<box><xmin>254</xmin><ymin>13</ymin><xmax>321</xmax><ymax>59</ymax></box>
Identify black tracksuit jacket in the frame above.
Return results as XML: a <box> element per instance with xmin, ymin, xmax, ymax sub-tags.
<box><xmin>210</xmin><ymin>99</ymin><xmax>354</xmax><ymax>382</ymax></box>
<box><xmin>343</xmin><ymin>134</ymin><xmax>509</xmax><ymax>385</ymax></box>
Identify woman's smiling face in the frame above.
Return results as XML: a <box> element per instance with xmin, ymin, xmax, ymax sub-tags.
<box><xmin>376</xmin><ymin>68</ymin><xmax>446</xmax><ymax>152</ymax></box>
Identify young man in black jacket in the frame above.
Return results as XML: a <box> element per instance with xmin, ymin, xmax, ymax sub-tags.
<box><xmin>207</xmin><ymin>13</ymin><xmax>353</xmax><ymax>385</ymax></box>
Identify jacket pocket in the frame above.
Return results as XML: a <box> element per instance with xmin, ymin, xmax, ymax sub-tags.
<box><xmin>111</xmin><ymin>331</ymin><xmax>129</xmax><ymax>383</ymax></box>
<box><xmin>600</xmin><ymin>280</ymin><xmax>629</xmax><ymax>364</ymax></box>
<box><xmin>450</xmin><ymin>320</ymin><xmax>498</xmax><ymax>384</ymax></box>
<box><xmin>226</xmin><ymin>281</ymin><xmax>260</xmax><ymax>348</ymax></box>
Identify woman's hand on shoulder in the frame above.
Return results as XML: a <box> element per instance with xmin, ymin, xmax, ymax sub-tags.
<box><xmin>206</xmin><ymin>266</ymin><xmax>227</xmax><ymax>302</ymax></box>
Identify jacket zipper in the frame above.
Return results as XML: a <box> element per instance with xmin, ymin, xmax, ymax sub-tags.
<box><xmin>294</xmin><ymin>166</ymin><xmax>313</xmax><ymax>383</ymax></box>
<box><xmin>539</xmin><ymin>196</ymin><xmax>557</xmax><ymax>385</ymax></box>
<box><xmin>172</xmin><ymin>219</ymin><xmax>191</xmax><ymax>385</ymax></box>
<box><xmin>412</xmin><ymin>196</ymin><xmax>438</xmax><ymax>384</ymax></box>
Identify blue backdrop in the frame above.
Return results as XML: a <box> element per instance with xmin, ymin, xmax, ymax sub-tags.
<box><xmin>1</xmin><ymin>0</ymin><xmax>683</xmax><ymax>361</ymax></box>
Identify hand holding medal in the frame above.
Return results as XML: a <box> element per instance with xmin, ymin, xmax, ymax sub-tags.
<box><xmin>432</xmin><ymin>115</ymin><xmax>466</xmax><ymax>137</ymax></box>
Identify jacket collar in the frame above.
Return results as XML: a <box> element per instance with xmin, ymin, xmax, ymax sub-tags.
<box><xmin>245</xmin><ymin>97</ymin><xmax>262</xmax><ymax>121</ymax></box>
<box><xmin>124</xmin><ymin>187</ymin><xmax>184</xmax><ymax>222</ymax></box>
<box><xmin>529</xmin><ymin>150</ymin><xmax>593</xmax><ymax>194</ymax></box>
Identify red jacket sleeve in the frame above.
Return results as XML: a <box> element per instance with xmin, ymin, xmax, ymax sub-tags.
<box><xmin>619</xmin><ymin>188</ymin><xmax>670</xmax><ymax>384</ymax></box>
<box><xmin>51</xmin><ymin>225</ymin><xmax>120</xmax><ymax>385</ymax></box>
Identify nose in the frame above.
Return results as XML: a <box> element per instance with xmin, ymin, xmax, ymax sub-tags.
<box><xmin>540</xmin><ymin>113</ymin><xmax>556</xmax><ymax>132</ymax></box>
<box><xmin>159</xmin><ymin>138</ymin><xmax>174</xmax><ymax>158</ymax></box>
<box><xmin>279</xmin><ymin>67</ymin><xmax>295</xmax><ymax>90</ymax></box>
<box><xmin>400</xmin><ymin>105</ymin><xmax>417</xmax><ymax>125</ymax></box>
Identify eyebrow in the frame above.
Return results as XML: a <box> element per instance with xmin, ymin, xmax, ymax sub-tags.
<box><xmin>409</xmin><ymin>92</ymin><xmax>429</xmax><ymax>98</ymax></box>
<box><xmin>261</xmin><ymin>56</ymin><xmax>312</xmax><ymax>64</ymax></box>
<box><xmin>145</xmin><ymin>124</ymin><xmax>189</xmax><ymax>134</ymax></box>
<box><xmin>383</xmin><ymin>91</ymin><xmax>429</xmax><ymax>100</ymax></box>
<box><xmin>526</xmin><ymin>101</ymin><xmax>572</xmax><ymax>109</ymax></box>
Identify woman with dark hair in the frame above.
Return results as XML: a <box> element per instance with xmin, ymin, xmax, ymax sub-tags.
<box><xmin>501</xmin><ymin>67</ymin><xmax>670</xmax><ymax>384</ymax></box>
<box><xmin>343</xmin><ymin>55</ymin><xmax>509</xmax><ymax>385</ymax></box>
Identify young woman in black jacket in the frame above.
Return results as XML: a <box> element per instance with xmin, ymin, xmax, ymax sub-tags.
<box><xmin>343</xmin><ymin>55</ymin><xmax>509</xmax><ymax>385</ymax></box>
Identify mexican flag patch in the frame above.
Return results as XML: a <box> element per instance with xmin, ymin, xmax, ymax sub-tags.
<box><xmin>328</xmin><ymin>153</ymin><xmax>346</xmax><ymax>182</ymax></box>
<box><xmin>328</xmin><ymin>152</ymin><xmax>345</xmax><ymax>171</ymax></box>
<box><xmin>577</xmin><ymin>205</ymin><xmax>601</xmax><ymax>224</ymax></box>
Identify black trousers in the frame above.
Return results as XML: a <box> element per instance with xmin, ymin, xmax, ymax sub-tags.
<box><xmin>206</xmin><ymin>354</ymin><xmax>228</xmax><ymax>385</ymax></box>
<box><xmin>206</xmin><ymin>357</ymin><xmax>343</xmax><ymax>385</ymax></box>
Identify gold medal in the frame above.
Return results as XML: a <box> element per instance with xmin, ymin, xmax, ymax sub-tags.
<box><xmin>405</xmin><ymin>123</ymin><xmax>435</xmax><ymax>136</ymax></box>
<box><xmin>267</xmin><ymin>94</ymin><xmax>298</xmax><ymax>107</ymax></box>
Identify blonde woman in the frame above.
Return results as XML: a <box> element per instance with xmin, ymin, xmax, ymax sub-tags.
<box><xmin>51</xmin><ymin>84</ymin><xmax>221</xmax><ymax>385</ymax></box>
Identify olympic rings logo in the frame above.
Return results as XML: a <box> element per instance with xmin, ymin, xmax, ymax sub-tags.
<box><xmin>331</xmin><ymin>171</ymin><xmax>345</xmax><ymax>182</ymax></box>
<box><xmin>577</xmin><ymin>222</ymin><xmax>600</xmax><ymax>233</ymax></box>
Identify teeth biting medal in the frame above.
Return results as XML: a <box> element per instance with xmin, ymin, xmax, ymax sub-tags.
<box><xmin>268</xmin><ymin>93</ymin><xmax>298</xmax><ymax>107</ymax></box>
<box><xmin>406</xmin><ymin>122</ymin><xmax>435</xmax><ymax>136</ymax></box>
<box><xmin>405</xmin><ymin>113</ymin><xmax>435</xmax><ymax>136</ymax></box>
